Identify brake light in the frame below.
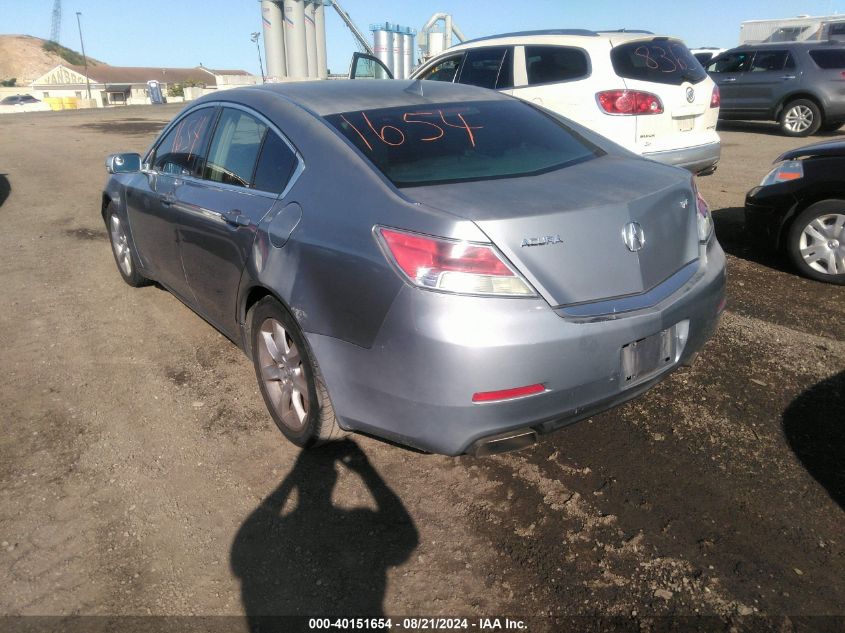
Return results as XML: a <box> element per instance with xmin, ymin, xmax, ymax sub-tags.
<box><xmin>596</xmin><ymin>90</ymin><xmax>663</xmax><ymax>115</ymax></box>
<box><xmin>377</xmin><ymin>227</ymin><xmax>535</xmax><ymax>296</ymax></box>
<box><xmin>710</xmin><ymin>85</ymin><xmax>721</xmax><ymax>108</ymax></box>
<box><xmin>692</xmin><ymin>178</ymin><xmax>713</xmax><ymax>242</ymax></box>
<box><xmin>472</xmin><ymin>383</ymin><xmax>546</xmax><ymax>403</ymax></box>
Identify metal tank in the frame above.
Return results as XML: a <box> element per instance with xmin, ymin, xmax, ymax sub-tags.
<box><xmin>392</xmin><ymin>26</ymin><xmax>403</xmax><ymax>79</ymax></box>
<box><xmin>314</xmin><ymin>0</ymin><xmax>327</xmax><ymax>78</ymax></box>
<box><xmin>261</xmin><ymin>0</ymin><xmax>287</xmax><ymax>80</ymax></box>
<box><xmin>426</xmin><ymin>31</ymin><xmax>446</xmax><ymax>58</ymax></box>
<box><xmin>401</xmin><ymin>29</ymin><xmax>415</xmax><ymax>78</ymax></box>
<box><xmin>372</xmin><ymin>26</ymin><xmax>393</xmax><ymax>76</ymax></box>
<box><xmin>284</xmin><ymin>0</ymin><xmax>308</xmax><ymax>78</ymax></box>
<box><xmin>304</xmin><ymin>1</ymin><xmax>318</xmax><ymax>78</ymax></box>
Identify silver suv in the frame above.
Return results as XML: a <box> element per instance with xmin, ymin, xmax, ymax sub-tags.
<box><xmin>706</xmin><ymin>42</ymin><xmax>845</xmax><ymax>136</ymax></box>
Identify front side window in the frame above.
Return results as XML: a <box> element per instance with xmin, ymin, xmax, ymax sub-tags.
<box><xmin>419</xmin><ymin>54</ymin><xmax>464</xmax><ymax>82</ymax></box>
<box><xmin>707</xmin><ymin>52</ymin><xmax>752</xmax><ymax>73</ymax></box>
<box><xmin>525</xmin><ymin>46</ymin><xmax>590</xmax><ymax>85</ymax></box>
<box><xmin>152</xmin><ymin>107</ymin><xmax>216</xmax><ymax>176</ymax></box>
<box><xmin>749</xmin><ymin>50</ymin><xmax>791</xmax><ymax>71</ymax></box>
<box><xmin>203</xmin><ymin>108</ymin><xmax>268</xmax><ymax>188</ymax></box>
<box><xmin>325</xmin><ymin>100</ymin><xmax>604</xmax><ymax>187</ymax></box>
<box><xmin>612</xmin><ymin>38</ymin><xmax>707</xmax><ymax>84</ymax></box>
<box><xmin>456</xmin><ymin>47</ymin><xmax>510</xmax><ymax>89</ymax></box>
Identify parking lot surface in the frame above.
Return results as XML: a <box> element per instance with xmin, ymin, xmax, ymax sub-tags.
<box><xmin>0</xmin><ymin>106</ymin><xmax>843</xmax><ymax>627</ymax></box>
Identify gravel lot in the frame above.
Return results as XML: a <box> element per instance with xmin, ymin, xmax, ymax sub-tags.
<box><xmin>0</xmin><ymin>105</ymin><xmax>842</xmax><ymax>629</ymax></box>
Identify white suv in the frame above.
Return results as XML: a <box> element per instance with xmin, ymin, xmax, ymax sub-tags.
<box><xmin>352</xmin><ymin>29</ymin><xmax>722</xmax><ymax>174</ymax></box>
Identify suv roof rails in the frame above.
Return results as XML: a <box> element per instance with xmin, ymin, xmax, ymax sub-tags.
<box><xmin>597</xmin><ymin>29</ymin><xmax>655</xmax><ymax>34</ymax></box>
<box><xmin>460</xmin><ymin>29</ymin><xmax>600</xmax><ymax>46</ymax></box>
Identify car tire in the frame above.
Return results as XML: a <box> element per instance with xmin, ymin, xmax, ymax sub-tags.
<box><xmin>786</xmin><ymin>200</ymin><xmax>845</xmax><ymax>284</ymax></box>
<box><xmin>105</xmin><ymin>203</ymin><xmax>149</xmax><ymax>287</ymax></box>
<box><xmin>779</xmin><ymin>99</ymin><xmax>822</xmax><ymax>137</ymax></box>
<box><xmin>250</xmin><ymin>296</ymin><xmax>344</xmax><ymax>447</ymax></box>
<box><xmin>819</xmin><ymin>121</ymin><xmax>843</xmax><ymax>133</ymax></box>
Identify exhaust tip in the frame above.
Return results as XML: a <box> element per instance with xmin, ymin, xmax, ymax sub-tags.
<box><xmin>468</xmin><ymin>429</ymin><xmax>538</xmax><ymax>457</ymax></box>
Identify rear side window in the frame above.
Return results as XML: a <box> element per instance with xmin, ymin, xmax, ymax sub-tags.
<box><xmin>203</xmin><ymin>108</ymin><xmax>267</xmax><ymax>188</ymax></box>
<box><xmin>611</xmin><ymin>39</ymin><xmax>706</xmax><ymax>84</ymax></box>
<box><xmin>525</xmin><ymin>46</ymin><xmax>589</xmax><ymax>84</ymax></box>
<box><xmin>252</xmin><ymin>132</ymin><xmax>298</xmax><ymax>194</ymax></box>
<box><xmin>457</xmin><ymin>47</ymin><xmax>511</xmax><ymax>89</ymax></box>
<box><xmin>707</xmin><ymin>52</ymin><xmax>752</xmax><ymax>73</ymax></box>
<box><xmin>749</xmin><ymin>50</ymin><xmax>792</xmax><ymax>71</ymax></box>
<box><xmin>325</xmin><ymin>100</ymin><xmax>604</xmax><ymax>187</ymax></box>
<box><xmin>810</xmin><ymin>49</ymin><xmax>845</xmax><ymax>69</ymax></box>
<box><xmin>419</xmin><ymin>54</ymin><xmax>464</xmax><ymax>82</ymax></box>
<box><xmin>152</xmin><ymin>107</ymin><xmax>216</xmax><ymax>176</ymax></box>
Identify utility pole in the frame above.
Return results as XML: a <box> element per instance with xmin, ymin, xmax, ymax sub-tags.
<box><xmin>75</xmin><ymin>12</ymin><xmax>92</xmax><ymax>100</ymax></box>
<box><xmin>251</xmin><ymin>32</ymin><xmax>265</xmax><ymax>83</ymax></box>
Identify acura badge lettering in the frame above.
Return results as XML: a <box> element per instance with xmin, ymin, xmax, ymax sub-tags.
<box><xmin>521</xmin><ymin>234</ymin><xmax>563</xmax><ymax>247</ymax></box>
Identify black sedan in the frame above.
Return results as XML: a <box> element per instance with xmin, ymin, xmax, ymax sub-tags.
<box><xmin>745</xmin><ymin>139</ymin><xmax>845</xmax><ymax>284</ymax></box>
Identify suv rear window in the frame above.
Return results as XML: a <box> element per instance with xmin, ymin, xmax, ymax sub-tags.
<box><xmin>325</xmin><ymin>101</ymin><xmax>603</xmax><ymax>187</ymax></box>
<box><xmin>611</xmin><ymin>39</ymin><xmax>706</xmax><ymax>85</ymax></box>
<box><xmin>525</xmin><ymin>46</ymin><xmax>589</xmax><ymax>84</ymax></box>
<box><xmin>809</xmin><ymin>49</ymin><xmax>845</xmax><ymax>69</ymax></box>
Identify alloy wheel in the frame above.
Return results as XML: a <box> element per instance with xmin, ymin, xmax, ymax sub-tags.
<box><xmin>109</xmin><ymin>214</ymin><xmax>133</xmax><ymax>276</ymax></box>
<box><xmin>256</xmin><ymin>318</ymin><xmax>309</xmax><ymax>430</ymax></box>
<box><xmin>784</xmin><ymin>105</ymin><xmax>814</xmax><ymax>134</ymax></box>
<box><xmin>799</xmin><ymin>213</ymin><xmax>845</xmax><ymax>275</ymax></box>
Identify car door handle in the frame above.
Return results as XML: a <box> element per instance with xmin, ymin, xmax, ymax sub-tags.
<box><xmin>222</xmin><ymin>209</ymin><xmax>251</xmax><ymax>227</ymax></box>
<box><xmin>160</xmin><ymin>192</ymin><xmax>175</xmax><ymax>206</ymax></box>
<box><xmin>720</xmin><ymin>77</ymin><xmax>737</xmax><ymax>83</ymax></box>
<box><xmin>780</xmin><ymin>75</ymin><xmax>796</xmax><ymax>80</ymax></box>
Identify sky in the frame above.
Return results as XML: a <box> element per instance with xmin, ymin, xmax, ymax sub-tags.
<box><xmin>1</xmin><ymin>0</ymin><xmax>843</xmax><ymax>76</ymax></box>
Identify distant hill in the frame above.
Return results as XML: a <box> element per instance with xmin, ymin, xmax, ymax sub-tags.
<box><xmin>0</xmin><ymin>35</ymin><xmax>107</xmax><ymax>86</ymax></box>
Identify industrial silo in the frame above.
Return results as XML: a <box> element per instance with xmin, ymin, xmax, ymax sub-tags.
<box><xmin>372</xmin><ymin>25</ymin><xmax>393</xmax><ymax>76</ymax></box>
<box><xmin>284</xmin><ymin>0</ymin><xmax>308</xmax><ymax>78</ymax></box>
<box><xmin>401</xmin><ymin>28</ymin><xmax>416</xmax><ymax>78</ymax></box>
<box><xmin>392</xmin><ymin>25</ymin><xmax>403</xmax><ymax>79</ymax></box>
<box><xmin>304</xmin><ymin>1</ymin><xmax>318</xmax><ymax>78</ymax></box>
<box><xmin>261</xmin><ymin>0</ymin><xmax>287</xmax><ymax>80</ymax></box>
<box><xmin>314</xmin><ymin>0</ymin><xmax>327</xmax><ymax>78</ymax></box>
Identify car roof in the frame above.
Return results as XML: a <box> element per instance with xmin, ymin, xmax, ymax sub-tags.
<box><xmin>730</xmin><ymin>41</ymin><xmax>845</xmax><ymax>50</ymax></box>
<box><xmin>218</xmin><ymin>79</ymin><xmax>512</xmax><ymax>117</ymax></box>
<box><xmin>453</xmin><ymin>29</ymin><xmax>672</xmax><ymax>48</ymax></box>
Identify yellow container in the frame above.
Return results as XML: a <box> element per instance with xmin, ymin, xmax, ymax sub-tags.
<box><xmin>44</xmin><ymin>97</ymin><xmax>63</xmax><ymax>111</ymax></box>
<box><xmin>61</xmin><ymin>97</ymin><xmax>78</xmax><ymax>109</ymax></box>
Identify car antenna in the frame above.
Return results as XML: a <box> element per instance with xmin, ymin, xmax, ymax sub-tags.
<box><xmin>404</xmin><ymin>79</ymin><xmax>424</xmax><ymax>97</ymax></box>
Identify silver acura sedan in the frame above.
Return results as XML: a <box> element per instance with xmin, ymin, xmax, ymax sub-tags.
<box><xmin>102</xmin><ymin>80</ymin><xmax>726</xmax><ymax>456</ymax></box>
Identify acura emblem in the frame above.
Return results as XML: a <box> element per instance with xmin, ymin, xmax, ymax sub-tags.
<box><xmin>686</xmin><ymin>87</ymin><xmax>695</xmax><ymax>103</ymax></box>
<box><xmin>622</xmin><ymin>222</ymin><xmax>645</xmax><ymax>252</ymax></box>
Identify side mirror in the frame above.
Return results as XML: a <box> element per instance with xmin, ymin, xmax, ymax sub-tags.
<box><xmin>106</xmin><ymin>153</ymin><xmax>142</xmax><ymax>174</ymax></box>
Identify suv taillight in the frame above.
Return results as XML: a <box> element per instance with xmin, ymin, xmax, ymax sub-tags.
<box><xmin>596</xmin><ymin>90</ymin><xmax>663</xmax><ymax>115</ymax></box>
<box><xmin>710</xmin><ymin>85</ymin><xmax>721</xmax><ymax>108</ymax></box>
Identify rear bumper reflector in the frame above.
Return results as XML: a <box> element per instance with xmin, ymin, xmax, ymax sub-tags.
<box><xmin>472</xmin><ymin>383</ymin><xmax>546</xmax><ymax>403</ymax></box>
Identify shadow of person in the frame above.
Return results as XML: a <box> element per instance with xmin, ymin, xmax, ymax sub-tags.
<box><xmin>231</xmin><ymin>439</ymin><xmax>419</xmax><ymax>629</ymax></box>
<box><xmin>782</xmin><ymin>370</ymin><xmax>845</xmax><ymax>509</ymax></box>
<box><xmin>0</xmin><ymin>174</ymin><xmax>10</xmax><ymax>208</ymax></box>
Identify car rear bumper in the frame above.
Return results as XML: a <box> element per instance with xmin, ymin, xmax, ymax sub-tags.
<box><xmin>307</xmin><ymin>239</ymin><xmax>726</xmax><ymax>456</ymax></box>
<box><xmin>644</xmin><ymin>141</ymin><xmax>722</xmax><ymax>175</ymax></box>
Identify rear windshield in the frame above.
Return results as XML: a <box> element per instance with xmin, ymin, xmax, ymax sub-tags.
<box><xmin>325</xmin><ymin>100</ymin><xmax>604</xmax><ymax>187</ymax></box>
<box><xmin>611</xmin><ymin>39</ymin><xmax>707</xmax><ymax>85</ymax></box>
<box><xmin>810</xmin><ymin>49</ymin><xmax>845</xmax><ymax>69</ymax></box>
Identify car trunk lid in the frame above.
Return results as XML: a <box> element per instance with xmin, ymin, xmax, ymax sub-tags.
<box><xmin>405</xmin><ymin>155</ymin><xmax>699</xmax><ymax>307</ymax></box>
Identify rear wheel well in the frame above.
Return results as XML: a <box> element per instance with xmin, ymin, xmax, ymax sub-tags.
<box><xmin>241</xmin><ymin>286</ymin><xmax>288</xmax><ymax>360</ymax></box>
<box><xmin>775</xmin><ymin>93</ymin><xmax>824</xmax><ymax>121</ymax></box>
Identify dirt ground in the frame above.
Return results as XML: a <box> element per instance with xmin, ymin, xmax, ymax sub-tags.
<box><xmin>0</xmin><ymin>105</ymin><xmax>843</xmax><ymax>631</ymax></box>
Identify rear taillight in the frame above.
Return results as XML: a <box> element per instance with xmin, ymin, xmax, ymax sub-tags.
<box><xmin>692</xmin><ymin>178</ymin><xmax>713</xmax><ymax>242</ymax></box>
<box><xmin>710</xmin><ymin>85</ymin><xmax>721</xmax><ymax>108</ymax></box>
<box><xmin>377</xmin><ymin>227</ymin><xmax>535</xmax><ymax>297</ymax></box>
<box><xmin>596</xmin><ymin>90</ymin><xmax>663</xmax><ymax>115</ymax></box>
